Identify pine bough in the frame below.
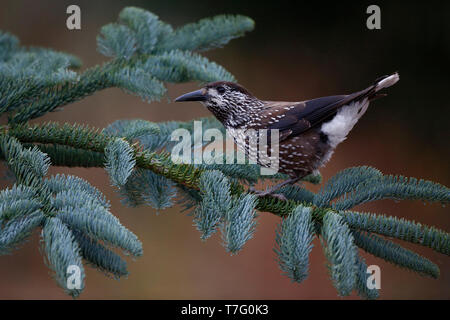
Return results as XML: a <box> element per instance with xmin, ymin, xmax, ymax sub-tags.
<box><xmin>0</xmin><ymin>7</ymin><xmax>448</xmax><ymax>299</ymax></box>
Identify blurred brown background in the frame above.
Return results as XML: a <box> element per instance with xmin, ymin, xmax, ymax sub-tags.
<box><xmin>0</xmin><ymin>0</ymin><xmax>449</xmax><ymax>299</ymax></box>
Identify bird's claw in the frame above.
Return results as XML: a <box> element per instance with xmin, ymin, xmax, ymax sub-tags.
<box><xmin>248</xmin><ymin>188</ymin><xmax>287</xmax><ymax>202</ymax></box>
<box><xmin>266</xmin><ymin>193</ymin><xmax>288</xmax><ymax>201</ymax></box>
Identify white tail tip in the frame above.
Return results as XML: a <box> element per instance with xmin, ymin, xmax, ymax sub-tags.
<box><xmin>376</xmin><ymin>72</ymin><xmax>400</xmax><ymax>91</ymax></box>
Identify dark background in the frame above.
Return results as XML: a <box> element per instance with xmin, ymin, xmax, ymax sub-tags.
<box><xmin>0</xmin><ymin>0</ymin><xmax>449</xmax><ymax>299</ymax></box>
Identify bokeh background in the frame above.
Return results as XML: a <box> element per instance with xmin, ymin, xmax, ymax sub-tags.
<box><xmin>0</xmin><ymin>0</ymin><xmax>449</xmax><ymax>299</ymax></box>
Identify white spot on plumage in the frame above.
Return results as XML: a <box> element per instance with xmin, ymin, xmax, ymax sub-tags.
<box><xmin>376</xmin><ymin>73</ymin><xmax>399</xmax><ymax>91</ymax></box>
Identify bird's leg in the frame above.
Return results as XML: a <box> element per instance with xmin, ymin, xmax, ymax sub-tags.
<box><xmin>249</xmin><ymin>176</ymin><xmax>302</xmax><ymax>201</ymax></box>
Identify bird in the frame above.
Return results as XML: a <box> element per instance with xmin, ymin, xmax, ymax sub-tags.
<box><xmin>175</xmin><ymin>73</ymin><xmax>400</xmax><ymax>198</ymax></box>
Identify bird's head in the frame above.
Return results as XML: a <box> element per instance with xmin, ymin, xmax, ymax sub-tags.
<box><xmin>175</xmin><ymin>81</ymin><xmax>263</xmax><ymax>127</ymax></box>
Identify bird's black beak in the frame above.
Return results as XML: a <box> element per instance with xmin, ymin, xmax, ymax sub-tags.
<box><xmin>175</xmin><ymin>89</ymin><xmax>208</xmax><ymax>102</ymax></box>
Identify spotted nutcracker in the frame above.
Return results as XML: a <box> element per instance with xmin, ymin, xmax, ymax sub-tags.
<box><xmin>175</xmin><ymin>73</ymin><xmax>399</xmax><ymax>197</ymax></box>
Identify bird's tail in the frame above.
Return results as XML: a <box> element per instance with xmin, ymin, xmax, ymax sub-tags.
<box><xmin>368</xmin><ymin>72</ymin><xmax>399</xmax><ymax>100</ymax></box>
<box><xmin>375</xmin><ymin>72</ymin><xmax>400</xmax><ymax>90</ymax></box>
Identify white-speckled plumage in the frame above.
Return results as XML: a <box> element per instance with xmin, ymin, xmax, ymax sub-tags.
<box><xmin>176</xmin><ymin>73</ymin><xmax>399</xmax><ymax>181</ymax></box>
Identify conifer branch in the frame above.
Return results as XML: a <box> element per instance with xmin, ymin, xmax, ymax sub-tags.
<box><xmin>4</xmin><ymin>121</ymin><xmax>450</xmax><ymax>221</ymax></box>
<box><xmin>352</xmin><ymin>230</ymin><xmax>440</xmax><ymax>278</ymax></box>
<box><xmin>3</xmin><ymin>122</ymin><xmax>306</xmax><ymax>214</ymax></box>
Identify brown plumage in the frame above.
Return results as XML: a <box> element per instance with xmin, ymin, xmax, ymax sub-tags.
<box><xmin>175</xmin><ymin>73</ymin><xmax>400</xmax><ymax>197</ymax></box>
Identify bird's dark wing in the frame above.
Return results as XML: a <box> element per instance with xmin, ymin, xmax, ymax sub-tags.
<box><xmin>256</xmin><ymin>74</ymin><xmax>398</xmax><ymax>142</ymax></box>
<box><xmin>259</xmin><ymin>101</ymin><xmax>310</xmax><ymax>136</ymax></box>
<box><xmin>261</xmin><ymin>86</ymin><xmax>375</xmax><ymax>142</ymax></box>
<box><xmin>259</xmin><ymin>96</ymin><xmax>343</xmax><ymax>142</ymax></box>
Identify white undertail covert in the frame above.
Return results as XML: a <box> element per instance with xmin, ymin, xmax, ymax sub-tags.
<box><xmin>320</xmin><ymin>73</ymin><xmax>399</xmax><ymax>165</ymax></box>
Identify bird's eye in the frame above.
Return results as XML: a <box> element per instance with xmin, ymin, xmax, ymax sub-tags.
<box><xmin>217</xmin><ymin>86</ymin><xmax>226</xmax><ymax>94</ymax></box>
